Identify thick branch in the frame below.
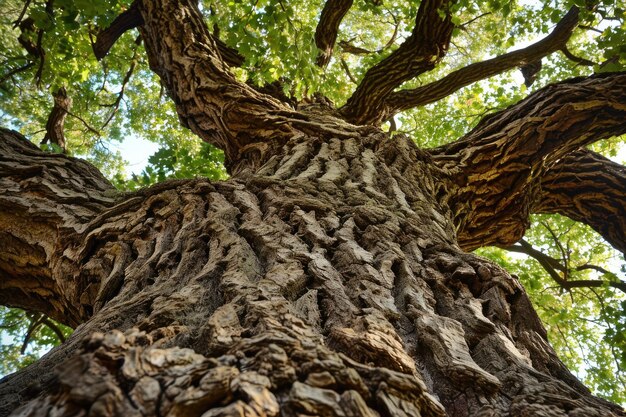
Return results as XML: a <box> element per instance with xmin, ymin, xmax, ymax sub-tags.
<box><xmin>93</xmin><ymin>1</ymin><xmax>244</xmax><ymax>66</ymax></box>
<box><xmin>533</xmin><ymin>149</ymin><xmax>626</xmax><ymax>254</ymax></box>
<box><xmin>0</xmin><ymin>128</ymin><xmax>115</xmax><ymax>325</ymax></box>
<box><xmin>92</xmin><ymin>2</ymin><xmax>143</xmax><ymax>60</ymax></box>
<box><xmin>432</xmin><ymin>73</ymin><xmax>626</xmax><ymax>251</ymax></box>
<box><xmin>314</xmin><ymin>0</ymin><xmax>353</xmax><ymax>67</ymax></box>
<box><xmin>135</xmin><ymin>0</ymin><xmax>301</xmax><ymax>171</ymax></box>
<box><xmin>386</xmin><ymin>7</ymin><xmax>580</xmax><ymax>116</ymax></box>
<box><xmin>340</xmin><ymin>0</ymin><xmax>454</xmax><ymax>125</ymax></box>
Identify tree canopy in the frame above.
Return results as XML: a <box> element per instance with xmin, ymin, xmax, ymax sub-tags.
<box><xmin>0</xmin><ymin>0</ymin><xmax>625</xmax><ymax>409</ymax></box>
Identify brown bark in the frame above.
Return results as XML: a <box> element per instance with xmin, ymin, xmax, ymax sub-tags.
<box><xmin>340</xmin><ymin>0</ymin><xmax>455</xmax><ymax>125</ymax></box>
<box><xmin>135</xmin><ymin>0</ymin><xmax>371</xmax><ymax>174</ymax></box>
<box><xmin>385</xmin><ymin>7</ymin><xmax>580</xmax><ymax>119</ymax></box>
<box><xmin>41</xmin><ymin>87</ymin><xmax>71</xmax><ymax>151</ymax></box>
<box><xmin>1</xmin><ymin>125</ymin><xmax>624</xmax><ymax>416</ymax></box>
<box><xmin>533</xmin><ymin>149</ymin><xmax>626</xmax><ymax>254</ymax></box>
<box><xmin>315</xmin><ymin>0</ymin><xmax>354</xmax><ymax>67</ymax></box>
<box><xmin>0</xmin><ymin>128</ymin><xmax>115</xmax><ymax>326</ymax></box>
<box><xmin>93</xmin><ymin>1</ymin><xmax>244</xmax><ymax>67</ymax></box>
<box><xmin>432</xmin><ymin>73</ymin><xmax>626</xmax><ymax>251</ymax></box>
<box><xmin>92</xmin><ymin>1</ymin><xmax>144</xmax><ymax>61</ymax></box>
<box><xmin>2</xmin><ymin>1</ymin><xmax>626</xmax><ymax>416</ymax></box>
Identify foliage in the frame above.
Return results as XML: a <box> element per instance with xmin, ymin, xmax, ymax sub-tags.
<box><xmin>0</xmin><ymin>307</ymin><xmax>72</xmax><ymax>376</ymax></box>
<box><xmin>0</xmin><ymin>0</ymin><xmax>624</xmax><ymax>403</ymax></box>
<box><xmin>477</xmin><ymin>214</ymin><xmax>626</xmax><ymax>404</ymax></box>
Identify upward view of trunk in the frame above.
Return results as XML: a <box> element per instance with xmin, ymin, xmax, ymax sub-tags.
<box><xmin>1</xmin><ymin>0</ymin><xmax>626</xmax><ymax>416</ymax></box>
<box><xmin>1</xmin><ymin>116</ymin><xmax>624</xmax><ymax>416</ymax></box>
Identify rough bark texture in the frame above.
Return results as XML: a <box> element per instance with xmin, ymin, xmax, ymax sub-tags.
<box><xmin>1</xmin><ymin>0</ymin><xmax>626</xmax><ymax>416</ymax></box>
<box><xmin>41</xmin><ymin>87</ymin><xmax>71</xmax><ymax>151</ymax></box>
<box><xmin>340</xmin><ymin>0</ymin><xmax>455</xmax><ymax>125</ymax></box>
<box><xmin>385</xmin><ymin>7</ymin><xmax>579</xmax><ymax>118</ymax></box>
<box><xmin>533</xmin><ymin>149</ymin><xmax>626</xmax><ymax>254</ymax></box>
<box><xmin>1</xmin><ymin>125</ymin><xmax>624</xmax><ymax>416</ymax></box>
<box><xmin>432</xmin><ymin>73</ymin><xmax>626</xmax><ymax>251</ymax></box>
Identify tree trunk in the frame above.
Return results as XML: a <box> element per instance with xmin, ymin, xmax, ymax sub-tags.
<box><xmin>1</xmin><ymin>126</ymin><xmax>623</xmax><ymax>417</ymax></box>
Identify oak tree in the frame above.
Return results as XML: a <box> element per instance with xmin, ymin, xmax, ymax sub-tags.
<box><xmin>1</xmin><ymin>0</ymin><xmax>625</xmax><ymax>416</ymax></box>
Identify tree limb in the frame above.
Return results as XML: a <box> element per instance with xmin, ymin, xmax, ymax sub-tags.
<box><xmin>41</xmin><ymin>317</ymin><xmax>66</xmax><ymax>343</ymax></box>
<box><xmin>533</xmin><ymin>149</ymin><xmax>626</xmax><ymax>255</ymax></box>
<box><xmin>385</xmin><ymin>7</ymin><xmax>580</xmax><ymax>117</ymax></box>
<box><xmin>561</xmin><ymin>45</ymin><xmax>595</xmax><ymax>67</ymax></box>
<box><xmin>135</xmin><ymin>0</ymin><xmax>366</xmax><ymax>173</ymax></box>
<box><xmin>504</xmin><ymin>239</ymin><xmax>626</xmax><ymax>293</ymax></box>
<box><xmin>340</xmin><ymin>0</ymin><xmax>455</xmax><ymax>125</ymax></box>
<box><xmin>505</xmin><ymin>239</ymin><xmax>565</xmax><ymax>272</ymax></box>
<box><xmin>20</xmin><ymin>313</ymin><xmax>44</xmax><ymax>354</ymax></box>
<box><xmin>100</xmin><ymin>38</ymin><xmax>140</xmax><ymax>129</ymax></box>
<box><xmin>0</xmin><ymin>61</ymin><xmax>35</xmax><ymax>88</ymax></box>
<box><xmin>92</xmin><ymin>1</ymin><xmax>143</xmax><ymax>60</ymax></box>
<box><xmin>41</xmin><ymin>87</ymin><xmax>71</xmax><ymax>152</ymax></box>
<box><xmin>0</xmin><ymin>128</ymin><xmax>116</xmax><ymax>326</ymax></box>
<box><xmin>315</xmin><ymin>0</ymin><xmax>354</xmax><ymax>67</ymax></box>
<box><xmin>93</xmin><ymin>0</ymin><xmax>244</xmax><ymax>66</ymax></box>
<box><xmin>432</xmin><ymin>72</ymin><xmax>626</xmax><ymax>251</ymax></box>
<box><xmin>12</xmin><ymin>0</ymin><xmax>33</xmax><ymax>28</ymax></box>
<box><xmin>136</xmin><ymin>0</ymin><xmax>293</xmax><ymax>169</ymax></box>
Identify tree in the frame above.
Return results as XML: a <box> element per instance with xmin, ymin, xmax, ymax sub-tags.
<box><xmin>1</xmin><ymin>0</ymin><xmax>625</xmax><ymax>415</ymax></box>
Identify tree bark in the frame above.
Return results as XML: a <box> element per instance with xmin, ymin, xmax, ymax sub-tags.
<box><xmin>1</xmin><ymin>126</ymin><xmax>624</xmax><ymax>416</ymax></box>
<box><xmin>1</xmin><ymin>1</ymin><xmax>626</xmax><ymax>416</ymax></box>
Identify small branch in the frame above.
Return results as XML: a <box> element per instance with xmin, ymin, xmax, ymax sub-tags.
<box><xmin>41</xmin><ymin>318</ymin><xmax>67</xmax><ymax>343</ymax></box>
<box><xmin>560</xmin><ymin>279</ymin><xmax>626</xmax><ymax>293</ymax></box>
<box><xmin>458</xmin><ymin>12</ymin><xmax>491</xmax><ymax>30</ymax></box>
<box><xmin>33</xmin><ymin>29</ymin><xmax>45</xmax><ymax>86</ymax></box>
<box><xmin>66</xmin><ymin>110</ymin><xmax>101</xmax><ymax>136</ymax></box>
<box><xmin>0</xmin><ymin>61</ymin><xmax>35</xmax><ymax>87</ymax></box>
<box><xmin>578</xmin><ymin>24</ymin><xmax>602</xmax><ymax>34</ymax></box>
<box><xmin>560</xmin><ymin>46</ymin><xmax>595</xmax><ymax>66</ymax></box>
<box><xmin>504</xmin><ymin>240</ymin><xmax>565</xmax><ymax>285</ymax></box>
<box><xmin>339</xmin><ymin>58</ymin><xmax>358</xmax><ymax>84</ymax></box>
<box><xmin>100</xmin><ymin>37</ymin><xmax>140</xmax><ymax>128</ymax></box>
<box><xmin>503</xmin><ymin>239</ymin><xmax>626</xmax><ymax>294</ymax></box>
<box><xmin>575</xmin><ymin>264</ymin><xmax>611</xmax><ymax>275</ymax></box>
<box><xmin>33</xmin><ymin>0</ymin><xmax>54</xmax><ymax>87</ymax></box>
<box><xmin>506</xmin><ymin>239</ymin><xmax>566</xmax><ymax>272</ymax></box>
<box><xmin>541</xmin><ymin>221</ymin><xmax>568</xmax><ymax>274</ymax></box>
<box><xmin>12</xmin><ymin>0</ymin><xmax>33</xmax><ymax>28</ymax></box>
<box><xmin>380</xmin><ymin>11</ymin><xmax>400</xmax><ymax>51</ymax></box>
<box><xmin>337</xmin><ymin>11</ymin><xmax>399</xmax><ymax>57</ymax></box>
<box><xmin>16</xmin><ymin>15</ymin><xmax>47</xmax><ymax>86</ymax></box>
<box><xmin>20</xmin><ymin>313</ymin><xmax>45</xmax><ymax>354</ymax></box>
<box><xmin>314</xmin><ymin>0</ymin><xmax>354</xmax><ymax>67</ymax></box>
<box><xmin>338</xmin><ymin>40</ymin><xmax>372</xmax><ymax>55</ymax></box>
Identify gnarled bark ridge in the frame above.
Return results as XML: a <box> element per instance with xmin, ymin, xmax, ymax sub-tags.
<box><xmin>1</xmin><ymin>0</ymin><xmax>626</xmax><ymax>416</ymax></box>
<box><xmin>1</xmin><ymin>124</ymin><xmax>624</xmax><ymax>416</ymax></box>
